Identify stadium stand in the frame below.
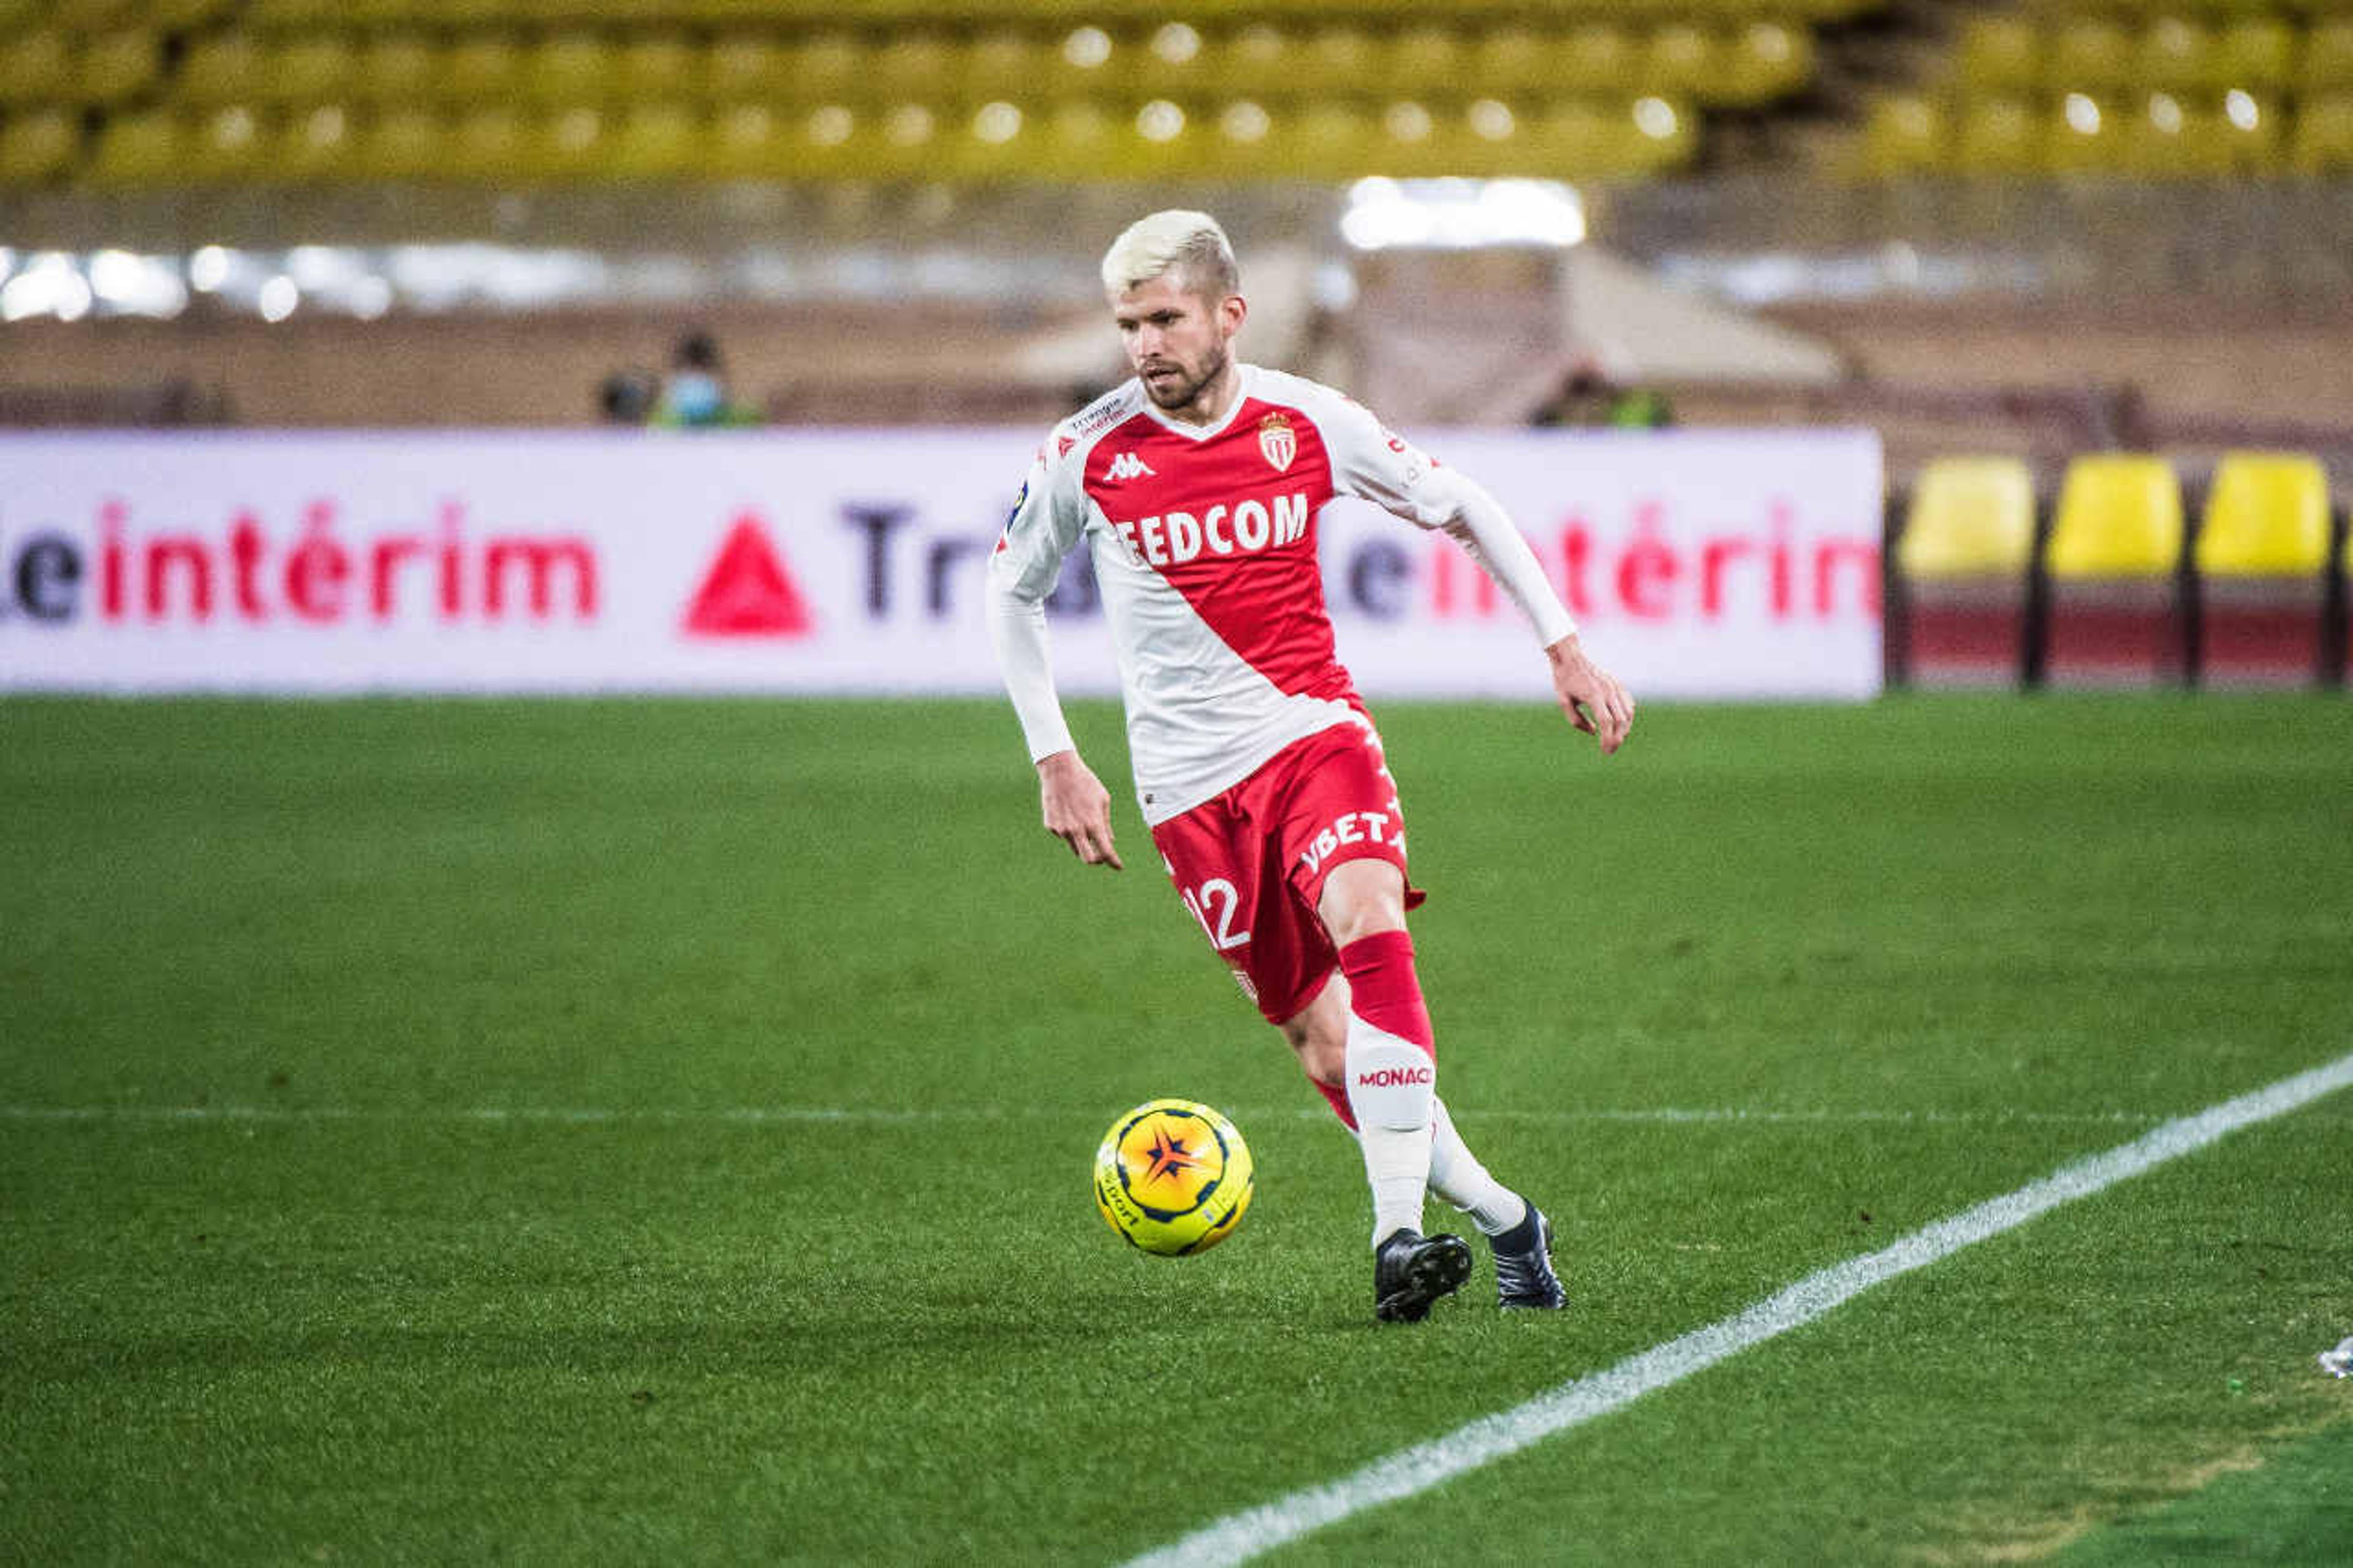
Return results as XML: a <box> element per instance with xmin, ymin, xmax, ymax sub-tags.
<box><xmin>1893</xmin><ymin>453</ymin><xmax>2040</xmax><ymax>687</ymax></box>
<box><xmin>2044</xmin><ymin>452</ymin><xmax>2188</xmax><ymax>685</ymax></box>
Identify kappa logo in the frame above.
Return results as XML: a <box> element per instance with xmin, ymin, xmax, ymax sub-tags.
<box><xmin>1257</xmin><ymin>412</ymin><xmax>1297</xmax><ymax>473</ymax></box>
<box><xmin>681</xmin><ymin>512</ymin><xmax>814</xmax><ymax>638</ymax></box>
<box><xmin>1103</xmin><ymin>451</ymin><xmax>1156</xmax><ymax>482</ymax></box>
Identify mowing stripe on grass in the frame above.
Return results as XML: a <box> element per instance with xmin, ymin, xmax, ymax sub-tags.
<box><xmin>0</xmin><ymin>1104</ymin><xmax>2242</xmax><ymax>1129</ymax></box>
<box><xmin>1120</xmin><ymin>1048</ymin><xmax>2353</xmax><ymax>1568</ymax></box>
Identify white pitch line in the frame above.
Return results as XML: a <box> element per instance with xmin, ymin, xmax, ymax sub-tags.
<box><xmin>1119</xmin><ymin>1047</ymin><xmax>2353</xmax><ymax>1568</ymax></box>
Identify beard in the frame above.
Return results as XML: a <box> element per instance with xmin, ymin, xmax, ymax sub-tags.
<box><xmin>1140</xmin><ymin>342</ymin><xmax>1229</xmax><ymax>412</ymax></box>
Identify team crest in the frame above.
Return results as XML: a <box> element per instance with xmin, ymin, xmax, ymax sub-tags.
<box><xmin>1257</xmin><ymin>412</ymin><xmax>1297</xmax><ymax>473</ymax></box>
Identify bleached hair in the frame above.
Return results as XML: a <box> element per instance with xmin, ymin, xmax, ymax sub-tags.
<box><xmin>1100</xmin><ymin>210</ymin><xmax>1240</xmax><ymax>301</ymax></box>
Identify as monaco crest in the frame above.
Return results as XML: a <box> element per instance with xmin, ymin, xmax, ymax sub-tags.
<box><xmin>1257</xmin><ymin>412</ymin><xmax>1296</xmax><ymax>473</ymax></box>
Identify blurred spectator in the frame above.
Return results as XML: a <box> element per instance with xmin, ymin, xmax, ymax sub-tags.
<box><xmin>654</xmin><ymin>329</ymin><xmax>759</xmax><ymax>428</ymax></box>
<box><xmin>1532</xmin><ymin>358</ymin><xmax>1673</xmax><ymax>430</ymax></box>
<box><xmin>597</xmin><ymin>367</ymin><xmax>658</xmax><ymax>425</ymax></box>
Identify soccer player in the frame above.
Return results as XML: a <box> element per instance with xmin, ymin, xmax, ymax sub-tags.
<box><xmin>986</xmin><ymin>211</ymin><xmax>1634</xmax><ymax>1323</ymax></box>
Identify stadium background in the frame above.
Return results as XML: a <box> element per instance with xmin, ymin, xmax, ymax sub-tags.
<box><xmin>6</xmin><ymin>2</ymin><xmax>2352</xmax><ymax>1564</ymax></box>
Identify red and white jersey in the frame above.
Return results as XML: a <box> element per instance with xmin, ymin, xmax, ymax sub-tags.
<box><xmin>987</xmin><ymin>363</ymin><xmax>1574</xmax><ymax>825</ymax></box>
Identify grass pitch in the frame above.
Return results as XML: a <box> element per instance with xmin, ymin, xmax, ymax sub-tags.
<box><xmin>4</xmin><ymin>692</ymin><xmax>2349</xmax><ymax>1564</ymax></box>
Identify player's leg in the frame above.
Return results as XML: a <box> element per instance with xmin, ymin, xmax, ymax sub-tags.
<box><xmin>1317</xmin><ymin>866</ymin><xmax>1566</xmax><ymax>1311</ymax></box>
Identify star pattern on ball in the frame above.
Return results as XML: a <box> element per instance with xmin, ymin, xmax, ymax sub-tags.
<box><xmin>1141</xmin><ymin>1124</ymin><xmax>1207</xmax><ymax>1189</ymax></box>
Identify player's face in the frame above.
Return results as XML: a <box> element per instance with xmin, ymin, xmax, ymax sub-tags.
<box><xmin>1111</xmin><ymin>271</ymin><xmax>1245</xmax><ymax>423</ymax></box>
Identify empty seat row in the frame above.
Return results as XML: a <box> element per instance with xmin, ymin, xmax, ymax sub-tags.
<box><xmin>0</xmin><ymin>20</ymin><xmax>1811</xmax><ymax>113</ymax></box>
<box><xmin>1895</xmin><ymin>450</ymin><xmax>2344</xmax><ymax>689</ymax></box>
<box><xmin>1956</xmin><ymin>13</ymin><xmax>2353</xmax><ymax>94</ymax></box>
<box><xmin>228</xmin><ymin>0</ymin><xmax>1877</xmax><ymax>23</ymax></box>
<box><xmin>1860</xmin><ymin>89</ymin><xmax>2353</xmax><ymax>174</ymax></box>
<box><xmin>9</xmin><ymin>96</ymin><xmax>1699</xmax><ymax>187</ymax></box>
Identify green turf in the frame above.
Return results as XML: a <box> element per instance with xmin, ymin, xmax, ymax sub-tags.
<box><xmin>2055</xmin><ymin>1418</ymin><xmax>2353</xmax><ymax>1564</ymax></box>
<box><xmin>4</xmin><ymin>692</ymin><xmax>2349</xmax><ymax>1564</ymax></box>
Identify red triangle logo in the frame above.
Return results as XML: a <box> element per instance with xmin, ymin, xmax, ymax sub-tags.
<box><xmin>683</xmin><ymin>513</ymin><xmax>813</xmax><ymax>638</ymax></box>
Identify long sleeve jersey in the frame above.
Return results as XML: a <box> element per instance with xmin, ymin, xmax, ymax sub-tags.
<box><xmin>986</xmin><ymin>363</ymin><xmax>1576</xmax><ymax>825</ymax></box>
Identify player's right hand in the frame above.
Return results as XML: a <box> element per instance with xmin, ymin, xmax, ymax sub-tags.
<box><xmin>1545</xmin><ymin>634</ymin><xmax>1635</xmax><ymax>756</ymax></box>
<box><xmin>1036</xmin><ymin>750</ymin><xmax>1124</xmax><ymax>870</ymax></box>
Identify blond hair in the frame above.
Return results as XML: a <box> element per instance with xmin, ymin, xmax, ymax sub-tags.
<box><xmin>1099</xmin><ymin>210</ymin><xmax>1240</xmax><ymax>300</ymax></box>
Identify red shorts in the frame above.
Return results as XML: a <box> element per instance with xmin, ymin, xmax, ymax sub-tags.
<box><xmin>1150</xmin><ymin>719</ymin><xmax>1425</xmax><ymax>1026</ymax></box>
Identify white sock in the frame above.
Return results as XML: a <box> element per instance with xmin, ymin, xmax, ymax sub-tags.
<box><xmin>1427</xmin><ymin>1097</ymin><xmax>1528</xmax><ymax>1238</ymax></box>
<box><xmin>1343</xmin><ymin>1017</ymin><xmax>1434</xmax><ymax>1247</ymax></box>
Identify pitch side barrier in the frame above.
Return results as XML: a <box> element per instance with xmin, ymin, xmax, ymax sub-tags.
<box><xmin>0</xmin><ymin>427</ymin><xmax>1882</xmax><ymax>699</ymax></box>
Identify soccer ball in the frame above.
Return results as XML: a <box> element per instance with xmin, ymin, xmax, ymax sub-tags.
<box><xmin>1093</xmin><ymin>1098</ymin><xmax>1254</xmax><ymax>1256</ymax></box>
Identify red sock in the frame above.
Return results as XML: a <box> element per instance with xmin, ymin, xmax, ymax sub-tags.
<box><xmin>1338</xmin><ymin>930</ymin><xmax>1434</xmax><ymax>1052</ymax></box>
<box><xmin>1313</xmin><ymin>1077</ymin><xmax>1358</xmax><ymax>1129</ymax></box>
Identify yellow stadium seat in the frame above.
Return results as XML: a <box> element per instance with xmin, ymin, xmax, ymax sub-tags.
<box><xmin>2048</xmin><ymin>455</ymin><xmax>2182</xmax><ymax>580</ymax></box>
<box><xmin>1218</xmin><ymin>25</ymin><xmax>1295</xmax><ymax>99</ymax></box>
<box><xmin>1558</xmin><ymin>23</ymin><xmax>1632</xmax><ymax>93</ymax></box>
<box><xmin>355</xmin><ymin>36</ymin><xmax>438</xmax><ymax>105</ymax></box>
<box><xmin>702</xmin><ymin>102</ymin><xmax>779</xmax><ymax>177</ymax></box>
<box><xmin>53</xmin><ymin>0</ymin><xmax>136</xmax><ymax>28</ymax></box>
<box><xmin>1615</xmin><ymin>94</ymin><xmax>1699</xmax><ymax>173</ymax></box>
<box><xmin>962</xmin><ymin>31</ymin><xmax>1045</xmax><ymax>100</ymax></box>
<box><xmin>2292</xmin><ymin>92</ymin><xmax>2353</xmax><ymax>172</ymax></box>
<box><xmin>444</xmin><ymin>36</ymin><xmax>523</xmax><ymax>104</ymax></box>
<box><xmin>619</xmin><ymin>38</ymin><xmax>700</xmax><ymax>99</ymax></box>
<box><xmin>186</xmin><ymin>104</ymin><xmax>270</xmax><ymax>182</ymax></box>
<box><xmin>148</xmin><ymin>0</ymin><xmax>234</xmax><ymax>25</ymax></box>
<box><xmin>526</xmin><ymin>33</ymin><xmax>615</xmax><ymax>104</ymax></box>
<box><xmin>81</xmin><ymin>34</ymin><xmax>161</xmax><ymax>108</ymax></box>
<box><xmin>276</xmin><ymin>102</ymin><xmax>358</xmax><ymax>182</ymax></box>
<box><xmin>1304</xmin><ymin>27</ymin><xmax>1379</xmax><ymax>85</ymax></box>
<box><xmin>447</xmin><ymin>105</ymin><xmax>529</xmax><ymax>180</ymax></box>
<box><xmin>534</xmin><ymin>105</ymin><xmax>613</xmax><ymax>181</ymax></box>
<box><xmin>0</xmin><ymin>107</ymin><xmax>79</xmax><ymax>184</ymax></box>
<box><xmin>1385</xmin><ymin>25</ymin><xmax>1466</xmax><ymax>97</ymax></box>
<box><xmin>1467</xmin><ymin>26</ymin><xmax>1550</xmax><ymax>95</ymax></box>
<box><xmin>180</xmin><ymin>35</ymin><xmax>265</xmax><ymax>105</ymax></box>
<box><xmin>1203</xmin><ymin>98</ymin><xmax>1277</xmax><ymax>180</ymax></box>
<box><xmin>942</xmin><ymin>97</ymin><xmax>1033</xmax><ymax>181</ymax></box>
<box><xmin>707</xmin><ymin>38</ymin><xmax>782</xmax><ymax>100</ymax></box>
<box><xmin>0</xmin><ymin>33</ymin><xmax>71</xmax><ymax>107</ymax></box>
<box><xmin>1447</xmin><ymin>97</ymin><xmax>1531</xmax><ymax>177</ymax></box>
<box><xmin>1642</xmin><ymin>24</ymin><xmax>1715</xmax><ymax>98</ymax></box>
<box><xmin>2045</xmin><ymin>93</ymin><xmax>2124</xmax><ymax>173</ymax></box>
<box><xmin>2197</xmin><ymin>452</ymin><xmax>2330</xmax><ymax>577</ymax></box>
<box><xmin>1896</xmin><ymin>455</ymin><xmax>2036</xmax><ymax>687</ymax></box>
<box><xmin>87</xmin><ymin>109</ymin><xmax>183</xmax><ymax>186</ymax></box>
<box><xmin>273</xmin><ymin>36</ymin><xmax>358</xmax><ymax>105</ymax></box>
<box><xmin>2045</xmin><ymin>454</ymin><xmax>2188</xmax><ymax>684</ymax></box>
<box><xmin>2212</xmin><ymin>18</ymin><xmax>2294</xmax><ymax>92</ymax></box>
<box><xmin>609</xmin><ymin>102</ymin><xmax>700</xmax><ymax>178</ymax></box>
<box><xmin>1048</xmin><ymin>24</ymin><xmax>1118</xmax><ymax>99</ymax></box>
<box><xmin>1720</xmin><ymin>22</ymin><xmax>1813</xmax><ymax>104</ymax></box>
<box><xmin>354</xmin><ymin>108</ymin><xmax>446</xmax><ymax>180</ymax></box>
<box><xmin>787</xmin><ymin>32</ymin><xmax>864</xmax><ymax>105</ymax></box>
<box><xmin>2197</xmin><ymin>452</ymin><xmax>2332</xmax><ymax>686</ymax></box>
<box><xmin>2047</xmin><ymin>17</ymin><xmax>2134</xmax><ymax>94</ymax></box>
<box><xmin>2136</xmin><ymin>17</ymin><xmax>2213</xmax><ymax>92</ymax></box>
<box><xmin>1953</xmin><ymin>97</ymin><xmax>2040</xmax><ymax>175</ymax></box>
<box><xmin>1522</xmin><ymin>99</ymin><xmax>1615</xmax><ymax>175</ymax></box>
<box><xmin>873</xmin><ymin>34</ymin><xmax>953</xmax><ymax>103</ymax></box>
<box><xmin>1859</xmin><ymin>93</ymin><xmax>1944</xmax><ymax>176</ymax></box>
<box><xmin>1037</xmin><ymin>99</ymin><xmax>1116</xmax><ymax>179</ymax></box>
<box><xmin>1955</xmin><ymin>15</ymin><xmax>2039</xmax><ymax>93</ymax></box>
<box><xmin>1901</xmin><ymin>456</ymin><xmax>2037</xmax><ymax>580</ymax></box>
<box><xmin>1134</xmin><ymin>22</ymin><xmax>1210</xmax><ymax>97</ymax></box>
<box><xmin>1270</xmin><ymin>100</ymin><xmax>1374</xmax><ymax>180</ymax></box>
<box><xmin>2301</xmin><ymin>20</ymin><xmax>2353</xmax><ymax>96</ymax></box>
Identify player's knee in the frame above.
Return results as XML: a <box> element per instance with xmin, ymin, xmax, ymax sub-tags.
<box><xmin>1279</xmin><ymin>999</ymin><xmax>1348</xmax><ymax>1085</ymax></box>
<box><xmin>1317</xmin><ymin>858</ymin><xmax>1408</xmax><ymax>947</ymax></box>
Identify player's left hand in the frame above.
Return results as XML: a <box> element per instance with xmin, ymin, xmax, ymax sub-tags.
<box><xmin>1545</xmin><ymin>634</ymin><xmax>1634</xmax><ymax>756</ymax></box>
